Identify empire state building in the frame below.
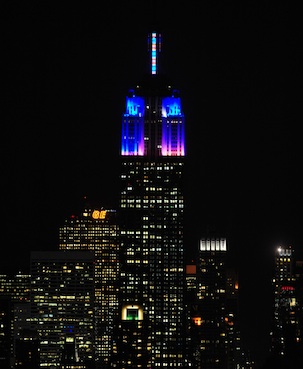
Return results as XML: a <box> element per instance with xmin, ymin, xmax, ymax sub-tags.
<box><xmin>112</xmin><ymin>32</ymin><xmax>188</xmax><ymax>368</ymax></box>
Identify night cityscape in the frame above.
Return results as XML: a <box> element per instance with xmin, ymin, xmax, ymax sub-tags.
<box><xmin>2</xmin><ymin>2</ymin><xmax>302</xmax><ymax>369</ymax></box>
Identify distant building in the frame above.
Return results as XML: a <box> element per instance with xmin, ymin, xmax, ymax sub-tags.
<box><xmin>0</xmin><ymin>273</ymin><xmax>36</xmax><ymax>368</ymax></box>
<box><xmin>58</xmin><ymin>205</ymin><xmax>119</xmax><ymax>368</ymax></box>
<box><xmin>271</xmin><ymin>246</ymin><xmax>297</xmax><ymax>355</ymax></box>
<box><xmin>14</xmin><ymin>302</ymin><xmax>39</xmax><ymax>369</ymax></box>
<box><xmin>30</xmin><ymin>251</ymin><xmax>95</xmax><ymax>368</ymax></box>
<box><xmin>185</xmin><ymin>237</ymin><xmax>249</xmax><ymax>369</ymax></box>
<box><xmin>194</xmin><ymin>237</ymin><xmax>229</xmax><ymax>368</ymax></box>
<box><xmin>0</xmin><ymin>295</ymin><xmax>12</xmax><ymax>368</ymax></box>
<box><xmin>294</xmin><ymin>259</ymin><xmax>303</xmax><ymax>346</ymax></box>
<box><xmin>270</xmin><ymin>245</ymin><xmax>302</xmax><ymax>365</ymax></box>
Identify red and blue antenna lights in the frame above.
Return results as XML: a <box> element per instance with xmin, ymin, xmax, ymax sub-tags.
<box><xmin>149</xmin><ymin>32</ymin><xmax>161</xmax><ymax>75</ymax></box>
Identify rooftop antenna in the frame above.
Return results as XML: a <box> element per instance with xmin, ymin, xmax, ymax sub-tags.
<box><xmin>148</xmin><ymin>32</ymin><xmax>162</xmax><ymax>75</ymax></box>
<box><xmin>146</xmin><ymin>0</ymin><xmax>162</xmax><ymax>75</ymax></box>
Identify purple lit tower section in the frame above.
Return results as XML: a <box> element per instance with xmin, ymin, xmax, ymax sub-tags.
<box><xmin>121</xmin><ymin>32</ymin><xmax>185</xmax><ymax>157</ymax></box>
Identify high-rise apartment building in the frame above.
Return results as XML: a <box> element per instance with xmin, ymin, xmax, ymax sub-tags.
<box><xmin>58</xmin><ymin>205</ymin><xmax>119</xmax><ymax>368</ymax></box>
<box><xmin>112</xmin><ymin>32</ymin><xmax>187</xmax><ymax>368</ymax></box>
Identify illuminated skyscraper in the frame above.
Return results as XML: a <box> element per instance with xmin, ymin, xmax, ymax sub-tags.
<box><xmin>114</xmin><ymin>32</ymin><xmax>187</xmax><ymax>368</ymax></box>
<box><xmin>59</xmin><ymin>205</ymin><xmax>119</xmax><ymax>368</ymax></box>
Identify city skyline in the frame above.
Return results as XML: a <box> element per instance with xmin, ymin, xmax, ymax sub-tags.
<box><xmin>2</xmin><ymin>2</ymin><xmax>301</xmax><ymax>367</ymax></box>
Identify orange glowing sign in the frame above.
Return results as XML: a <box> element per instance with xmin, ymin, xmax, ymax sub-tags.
<box><xmin>92</xmin><ymin>210</ymin><xmax>107</xmax><ymax>220</ymax></box>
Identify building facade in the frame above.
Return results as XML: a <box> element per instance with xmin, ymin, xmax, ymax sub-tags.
<box><xmin>30</xmin><ymin>251</ymin><xmax>95</xmax><ymax>368</ymax></box>
<box><xmin>0</xmin><ymin>273</ymin><xmax>35</xmax><ymax>368</ymax></box>
<box><xmin>186</xmin><ymin>237</ymin><xmax>242</xmax><ymax>369</ymax></box>
<box><xmin>58</xmin><ymin>205</ymin><xmax>119</xmax><ymax>368</ymax></box>
<box><xmin>195</xmin><ymin>237</ymin><xmax>229</xmax><ymax>369</ymax></box>
<box><xmin>270</xmin><ymin>245</ymin><xmax>302</xmax><ymax>363</ymax></box>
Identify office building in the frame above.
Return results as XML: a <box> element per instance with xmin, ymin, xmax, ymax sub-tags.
<box><xmin>59</xmin><ymin>205</ymin><xmax>119</xmax><ymax>368</ymax></box>
<box><xmin>113</xmin><ymin>32</ymin><xmax>187</xmax><ymax>367</ymax></box>
<box><xmin>192</xmin><ymin>237</ymin><xmax>229</xmax><ymax>369</ymax></box>
<box><xmin>185</xmin><ymin>239</ymin><xmax>253</xmax><ymax>369</ymax></box>
<box><xmin>0</xmin><ymin>295</ymin><xmax>12</xmax><ymax>368</ymax></box>
<box><xmin>270</xmin><ymin>245</ymin><xmax>302</xmax><ymax>361</ymax></box>
<box><xmin>0</xmin><ymin>273</ymin><xmax>35</xmax><ymax>368</ymax></box>
<box><xmin>30</xmin><ymin>251</ymin><xmax>95</xmax><ymax>368</ymax></box>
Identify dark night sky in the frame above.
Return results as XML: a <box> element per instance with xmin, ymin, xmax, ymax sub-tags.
<box><xmin>2</xmin><ymin>2</ymin><xmax>301</xmax><ymax>367</ymax></box>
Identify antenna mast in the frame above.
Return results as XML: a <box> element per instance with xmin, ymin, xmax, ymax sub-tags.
<box><xmin>148</xmin><ymin>32</ymin><xmax>162</xmax><ymax>75</ymax></box>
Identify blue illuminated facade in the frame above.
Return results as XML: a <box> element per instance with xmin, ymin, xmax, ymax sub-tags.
<box><xmin>121</xmin><ymin>93</ymin><xmax>185</xmax><ymax>157</ymax></box>
<box><xmin>121</xmin><ymin>95</ymin><xmax>145</xmax><ymax>156</ymax></box>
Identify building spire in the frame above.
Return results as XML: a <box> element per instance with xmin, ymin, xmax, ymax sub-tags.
<box><xmin>148</xmin><ymin>32</ymin><xmax>161</xmax><ymax>75</ymax></box>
